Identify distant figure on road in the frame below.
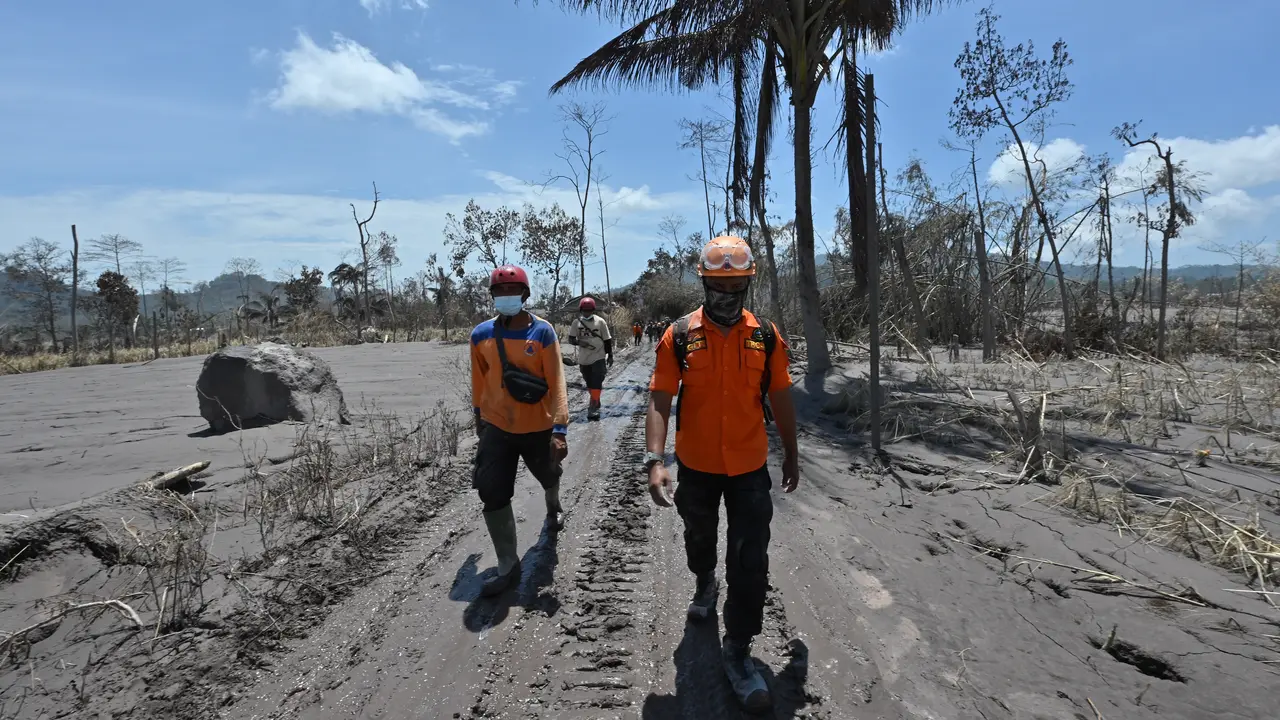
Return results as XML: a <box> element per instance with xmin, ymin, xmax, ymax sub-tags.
<box><xmin>632</xmin><ymin>322</ymin><xmax>644</xmax><ymax>346</ymax></box>
<box><xmin>642</xmin><ymin>236</ymin><xmax>800</xmax><ymax>713</ymax></box>
<box><xmin>469</xmin><ymin>264</ymin><xmax>570</xmax><ymax>597</ymax></box>
<box><xmin>566</xmin><ymin>296</ymin><xmax>613</xmax><ymax>421</ymax></box>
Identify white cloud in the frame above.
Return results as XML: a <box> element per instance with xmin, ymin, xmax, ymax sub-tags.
<box><xmin>265</xmin><ymin>32</ymin><xmax>517</xmax><ymax>143</ymax></box>
<box><xmin>360</xmin><ymin>0</ymin><xmax>428</xmax><ymax>17</ymax></box>
<box><xmin>0</xmin><ymin>175</ymin><xmax>697</xmax><ymax>294</ymax></box>
<box><xmin>1115</xmin><ymin>125</ymin><xmax>1280</xmax><ymax>193</ymax></box>
<box><xmin>987</xmin><ymin>138</ymin><xmax>1087</xmax><ymax>188</ymax></box>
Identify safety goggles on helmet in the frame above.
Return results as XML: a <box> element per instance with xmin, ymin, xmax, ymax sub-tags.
<box><xmin>701</xmin><ymin>241</ymin><xmax>754</xmax><ymax>272</ymax></box>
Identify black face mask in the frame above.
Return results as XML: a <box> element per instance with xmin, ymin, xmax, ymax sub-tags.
<box><xmin>704</xmin><ymin>285</ymin><xmax>748</xmax><ymax>326</ymax></box>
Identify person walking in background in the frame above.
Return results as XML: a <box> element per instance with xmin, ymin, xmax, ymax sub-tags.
<box><xmin>642</xmin><ymin>236</ymin><xmax>800</xmax><ymax>713</ymax></box>
<box><xmin>632</xmin><ymin>321</ymin><xmax>644</xmax><ymax>346</ymax></box>
<box><xmin>469</xmin><ymin>265</ymin><xmax>570</xmax><ymax>597</ymax></box>
<box><xmin>566</xmin><ymin>296</ymin><xmax>613</xmax><ymax>421</ymax></box>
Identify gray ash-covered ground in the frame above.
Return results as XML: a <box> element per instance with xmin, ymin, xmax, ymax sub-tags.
<box><xmin>2</xmin><ymin>341</ymin><xmax>1277</xmax><ymax>719</ymax></box>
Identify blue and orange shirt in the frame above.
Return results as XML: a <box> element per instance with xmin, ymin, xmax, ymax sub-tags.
<box><xmin>470</xmin><ymin>314</ymin><xmax>570</xmax><ymax>436</ymax></box>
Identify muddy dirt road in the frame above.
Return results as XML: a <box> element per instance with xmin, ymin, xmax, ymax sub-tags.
<box><xmin>224</xmin><ymin>347</ymin><xmax>896</xmax><ymax>720</ymax></box>
<box><xmin>5</xmin><ymin>341</ymin><xmax>1276</xmax><ymax>719</ymax></box>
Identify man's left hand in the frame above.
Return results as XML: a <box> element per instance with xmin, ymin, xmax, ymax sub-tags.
<box><xmin>551</xmin><ymin>433</ymin><xmax>569</xmax><ymax>462</ymax></box>
<box><xmin>607</xmin><ymin>354</ymin><xmax>614</xmax><ymax>367</ymax></box>
<box><xmin>781</xmin><ymin>454</ymin><xmax>799</xmax><ymax>493</ymax></box>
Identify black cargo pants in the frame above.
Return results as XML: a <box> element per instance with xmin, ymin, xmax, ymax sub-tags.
<box><xmin>674</xmin><ymin>461</ymin><xmax>773</xmax><ymax>641</ymax></box>
<box><xmin>579</xmin><ymin>359</ymin><xmax>607</xmax><ymax>390</ymax></box>
<box><xmin>473</xmin><ymin>424</ymin><xmax>562</xmax><ymax>513</ymax></box>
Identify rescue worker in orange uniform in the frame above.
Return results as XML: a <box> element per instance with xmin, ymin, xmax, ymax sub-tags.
<box><xmin>632</xmin><ymin>321</ymin><xmax>644</xmax><ymax>347</ymax></box>
<box><xmin>643</xmin><ymin>236</ymin><xmax>799</xmax><ymax>713</ymax></box>
<box><xmin>470</xmin><ymin>265</ymin><xmax>570</xmax><ymax>597</ymax></box>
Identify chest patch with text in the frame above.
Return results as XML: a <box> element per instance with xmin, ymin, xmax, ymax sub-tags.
<box><xmin>685</xmin><ymin>337</ymin><xmax>707</xmax><ymax>353</ymax></box>
<box><xmin>744</xmin><ymin>339</ymin><xmax>766</xmax><ymax>351</ymax></box>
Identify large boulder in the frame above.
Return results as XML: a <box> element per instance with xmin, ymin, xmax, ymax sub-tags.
<box><xmin>196</xmin><ymin>342</ymin><xmax>349</xmax><ymax>432</ymax></box>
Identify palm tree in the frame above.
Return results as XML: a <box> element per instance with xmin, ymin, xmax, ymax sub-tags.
<box><xmin>239</xmin><ymin>289</ymin><xmax>283</xmax><ymax>329</ymax></box>
<box><xmin>544</xmin><ymin>1</ymin><xmax>833</xmax><ymax>370</ymax></box>
<box><xmin>328</xmin><ymin>262</ymin><xmax>364</xmax><ymax>321</ymax></box>
<box><xmin>541</xmin><ymin>1</ymin><xmax>948</xmax><ymax>373</ymax></box>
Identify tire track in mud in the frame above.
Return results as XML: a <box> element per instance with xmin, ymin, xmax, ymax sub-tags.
<box><xmin>454</xmin><ymin>351</ymin><xmax>656</xmax><ymax>718</ymax></box>
<box><xmin>461</xmin><ymin>409</ymin><xmax>653</xmax><ymax>718</ymax></box>
<box><xmin>643</xmin><ymin>504</ymin><xmax>833</xmax><ymax>718</ymax></box>
<box><xmin>451</xmin><ymin>348</ymin><xmax>650</xmax><ymax>651</ymax></box>
<box><xmin>638</xmin><ymin>435</ymin><xmax>837</xmax><ymax>718</ymax></box>
<box><xmin>228</xmin><ymin>350</ymin><xmax>653</xmax><ymax>720</ymax></box>
<box><xmin>544</xmin><ymin>414</ymin><xmax>652</xmax><ymax>714</ymax></box>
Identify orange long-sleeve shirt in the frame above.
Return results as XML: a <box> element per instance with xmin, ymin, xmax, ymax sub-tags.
<box><xmin>470</xmin><ymin>314</ymin><xmax>571</xmax><ymax>435</ymax></box>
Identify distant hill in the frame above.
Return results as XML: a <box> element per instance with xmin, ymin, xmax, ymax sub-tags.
<box><xmin>169</xmin><ymin>273</ymin><xmax>286</xmax><ymax>316</ymax></box>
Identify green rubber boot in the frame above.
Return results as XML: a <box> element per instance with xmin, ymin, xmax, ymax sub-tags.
<box><xmin>481</xmin><ymin>505</ymin><xmax>520</xmax><ymax>597</ymax></box>
<box><xmin>545</xmin><ymin>484</ymin><xmax>565</xmax><ymax>532</ymax></box>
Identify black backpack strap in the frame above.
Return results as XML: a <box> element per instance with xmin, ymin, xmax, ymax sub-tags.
<box><xmin>670</xmin><ymin>314</ymin><xmax>692</xmax><ymax>431</ymax></box>
<box><xmin>492</xmin><ymin>319</ymin><xmax>512</xmax><ymax>386</ymax></box>
<box><xmin>755</xmin><ymin>316</ymin><xmax>777</xmax><ymax>425</ymax></box>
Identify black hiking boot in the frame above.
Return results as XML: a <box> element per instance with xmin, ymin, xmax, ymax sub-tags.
<box><xmin>587</xmin><ymin>399</ymin><xmax>601</xmax><ymax>421</ymax></box>
<box><xmin>687</xmin><ymin>572</ymin><xmax>719</xmax><ymax>621</ymax></box>
<box><xmin>722</xmin><ymin>635</ymin><xmax>772</xmax><ymax>713</ymax></box>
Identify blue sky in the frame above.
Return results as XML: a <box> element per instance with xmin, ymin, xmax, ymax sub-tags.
<box><xmin>3</xmin><ymin>0</ymin><xmax>1278</xmax><ymax>295</ymax></box>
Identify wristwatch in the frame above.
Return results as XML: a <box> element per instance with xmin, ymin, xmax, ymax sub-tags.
<box><xmin>642</xmin><ymin>451</ymin><xmax>664</xmax><ymax>471</ymax></box>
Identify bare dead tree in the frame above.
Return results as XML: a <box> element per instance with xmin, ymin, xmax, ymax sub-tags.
<box><xmin>546</xmin><ymin>102</ymin><xmax>610</xmax><ymax>296</ymax></box>
<box><xmin>658</xmin><ymin>214</ymin><xmax>689</xmax><ymax>285</ymax></box>
<box><xmin>70</xmin><ymin>225</ymin><xmax>81</xmax><ymax>361</ymax></box>
<box><xmin>1202</xmin><ymin>236</ymin><xmax>1268</xmax><ymax>356</ymax></box>
<box><xmin>678</xmin><ymin>117</ymin><xmax>731</xmax><ymax>241</ymax></box>
<box><xmin>5</xmin><ymin>237</ymin><xmax>72</xmax><ymax>347</ymax></box>
<box><xmin>594</xmin><ymin>167</ymin><xmax>623</xmax><ymax>302</ymax></box>
<box><xmin>961</xmin><ymin>144</ymin><xmax>998</xmax><ymax>360</ymax></box>
<box><xmin>443</xmin><ymin>199</ymin><xmax>523</xmax><ymax>274</ymax></box>
<box><xmin>1113</xmin><ymin>122</ymin><xmax>1205</xmax><ymax>360</ymax></box>
<box><xmin>520</xmin><ymin>203</ymin><xmax>583</xmax><ymax>311</ymax></box>
<box><xmin>351</xmin><ymin>182</ymin><xmax>380</xmax><ymax>324</ymax></box>
<box><xmin>131</xmin><ymin>259</ymin><xmax>156</xmax><ymax>326</ymax></box>
<box><xmin>952</xmin><ymin>7</ymin><xmax>1077</xmax><ymax>356</ymax></box>
<box><xmin>224</xmin><ymin>257</ymin><xmax>262</xmax><ymax>333</ymax></box>
<box><xmin>84</xmin><ymin>233</ymin><xmax>143</xmax><ymax>277</ymax></box>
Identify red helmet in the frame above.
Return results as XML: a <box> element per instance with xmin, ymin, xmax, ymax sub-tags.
<box><xmin>579</xmin><ymin>297</ymin><xmax>596</xmax><ymax>311</ymax></box>
<box><xmin>489</xmin><ymin>264</ymin><xmax>529</xmax><ymax>291</ymax></box>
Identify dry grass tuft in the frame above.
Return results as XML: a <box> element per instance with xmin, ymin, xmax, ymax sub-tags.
<box><xmin>1054</xmin><ymin>472</ymin><xmax>1280</xmax><ymax>596</ymax></box>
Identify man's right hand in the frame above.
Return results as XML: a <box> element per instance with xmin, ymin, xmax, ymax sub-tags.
<box><xmin>475</xmin><ymin>418</ymin><xmax>486</xmax><ymax>438</ymax></box>
<box><xmin>648</xmin><ymin>464</ymin><xmax>674</xmax><ymax>508</ymax></box>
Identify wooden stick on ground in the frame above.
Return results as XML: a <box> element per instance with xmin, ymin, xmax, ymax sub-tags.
<box><xmin>143</xmin><ymin>461</ymin><xmax>211</xmax><ymax>490</ymax></box>
<box><xmin>0</xmin><ymin>599</ymin><xmax>145</xmax><ymax>656</ymax></box>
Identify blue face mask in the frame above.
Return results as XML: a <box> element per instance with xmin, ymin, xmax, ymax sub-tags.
<box><xmin>494</xmin><ymin>295</ymin><xmax>524</xmax><ymax>317</ymax></box>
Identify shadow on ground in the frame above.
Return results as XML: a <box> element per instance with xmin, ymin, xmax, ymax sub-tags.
<box><xmin>641</xmin><ymin>613</ymin><xmax>812</xmax><ymax>719</ymax></box>
<box><xmin>448</xmin><ymin>518</ymin><xmax>562</xmax><ymax>632</ymax></box>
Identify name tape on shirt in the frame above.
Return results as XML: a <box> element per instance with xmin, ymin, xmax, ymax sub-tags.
<box><xmin>685</xmin><ymin>337</ymin><xmax>707</xmax><ymax>353</ymax></box>
<box><xmin>744</xmin><ymin>339</ymin><xmax>766</xmax><ymax>351</ymax></box>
